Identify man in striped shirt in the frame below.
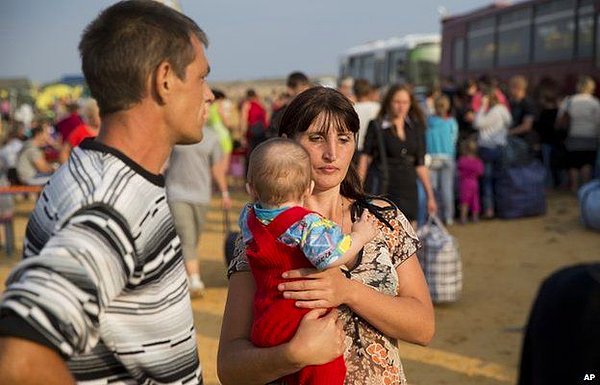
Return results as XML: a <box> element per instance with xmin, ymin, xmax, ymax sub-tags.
<box><xmin>0</xmin><ymin>1</ymin><xmax>214</xmax><ymax>383</ymax></box>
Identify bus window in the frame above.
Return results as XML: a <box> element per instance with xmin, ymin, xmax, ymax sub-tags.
<box><xmin>348</xmin><ymin>57</ymin><xmax>358</xmax><ymax>78</ymax></box>
<box><xmin>453</xmin><ymin>38</ymin><xmax>465</xmax><ymax>70</ymax></box>
<box><xmin>596</xmin><ymin>13</ymin><xmax>600</xmax><ymax>67</ymax></box>
<box><xmin>577</xmin><ymin>0</ymin><xmax>595</xmax><ymax>59</ymax></box>
<box><xmin>387</xmin><ymin>49</ymin><xmax>407</xmax><ymax>84</ymax></box>
<box><xmin>533</xmin><ymin>0</ymin><xmax>576</xmax><ymax>63</ymax></box>
<box><xmin>467</xmin><ymin>16</ymin><xmax>495</xmax><ymax>70</ymax></box>
<box><xmin>409</xmin><ymin>43</ymin><xmax>441</xmax><ymax>87</ymax></box>
<box><xmin>498</xmin><ymin>7</ymin><xmax>532</xmax><ymax>66</ymax></box>
<box><xmin>362</xmin><ymin>55</ymin><xmax>376</xmax><ymax>84</ymax></box>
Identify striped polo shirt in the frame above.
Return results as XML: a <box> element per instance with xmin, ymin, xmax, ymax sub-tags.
<box><xmin>0</xmin><ymin>139</ymin><xmax>202</xmax><ymax>384</ymax></box>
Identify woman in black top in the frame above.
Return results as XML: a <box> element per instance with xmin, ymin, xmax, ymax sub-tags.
<box><xmin>359</xmin><ymin>84</ymin><xmax>437</xmax><ymax>223</ymax></box>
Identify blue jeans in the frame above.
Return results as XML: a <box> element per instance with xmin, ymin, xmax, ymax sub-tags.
<box><xmin>478</xmin><ymin>146</ymin><xmax>504</xmax><ymax>214</ymax></box>
<box><xmin>429</xmin><ymin>157</ymin><xmax>455</xmax><ymax>223</ymax></box>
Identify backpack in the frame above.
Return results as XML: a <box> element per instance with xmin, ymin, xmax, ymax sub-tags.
<box><xmin>417</xmin><ymin>215</ymin><xmax>462</xmax><ymax>303</ymax></box>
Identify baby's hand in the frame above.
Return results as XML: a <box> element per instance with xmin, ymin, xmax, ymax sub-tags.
<box><xmin>351</xmin><ymin>210</ymin><xmax>378</xmax><ymax>245</ymax></box>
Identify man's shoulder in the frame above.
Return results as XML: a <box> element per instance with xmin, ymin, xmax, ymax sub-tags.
<box><xmin>39</xmin><ymin>148</ymin><xmax>164</xmax><ymax>232</ymax></box>
<box><xmin>54</xmin><ymin>145</ymin><xmax>159</xmax><ymax>201</ymax></box>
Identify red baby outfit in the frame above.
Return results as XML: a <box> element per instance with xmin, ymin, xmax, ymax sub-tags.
<box><xmin>246</xmin><ymin>206</ymin><xmax>346</xmax><ymax>385</ymax></box>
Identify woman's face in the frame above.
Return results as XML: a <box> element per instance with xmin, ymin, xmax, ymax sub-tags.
<box><xmin>295</xmin><ymin>112</ymin><xmax>355</xmax><ymax>193</ymax></box>
<box><xmin>389</xmin><ymin>89</ymin><xmax>411</xmax><ymax>118</ymax></box>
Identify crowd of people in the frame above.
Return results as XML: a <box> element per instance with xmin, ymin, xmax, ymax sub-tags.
<box><xmin>0</xmin><ymin>1</ymin><xmax>597</xmax><ymax>384</ymax></box>
<box><xmin>0</xmin><ymin>98</ymin><xmax>100</xmax><ymax>187</ymax></box>
<box><xmin>202</xmin><ymin>71</ymin><xmax>600</xmax><ymax>226</ymax></box>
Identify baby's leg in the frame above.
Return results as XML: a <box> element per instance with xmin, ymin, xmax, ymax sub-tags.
<box><xmin>285</xmin><ymin>355</ymin><xmax>346</xmax><ymax>385</ymax></box>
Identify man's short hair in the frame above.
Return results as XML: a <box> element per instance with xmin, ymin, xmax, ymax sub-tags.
<box><xmin>247</xmin><ymin>138</ymin><xmax>312</xmax><ymax>206</ymax></box>
<box><xmin>577</xmin><ymin>75</ymin><xmax>596</xmax><ymax>94</ymax></box>
<box><xmin>286</xmin><ymin>72</ymin><xmax>310</xmax><ymax>90</ymax></box>
<box><xmin>510</xmin><ymin>75</ymin><xmax>528</xmax><ymax>91</ymax></box>
<box><xmin>353</xmin><ymin>79</ymin><xmax>372</xmax><ymax>99</ymax></box>
<box><xmin>79</xmin><ymin>0</ymin><xmax>208</xmax><ymax>116</ymax></box>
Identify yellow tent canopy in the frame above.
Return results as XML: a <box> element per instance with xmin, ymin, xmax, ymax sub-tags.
<box><xmin>35</xmin><ymin>83</ymin><xmax>83</xmax><ymax>110</ymax></box>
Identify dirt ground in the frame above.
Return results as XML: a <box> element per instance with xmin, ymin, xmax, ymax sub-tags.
<box><xmin>1</xmin><ymin>189</ymin><xmax>598</xmax><ymax>385</ymax></box>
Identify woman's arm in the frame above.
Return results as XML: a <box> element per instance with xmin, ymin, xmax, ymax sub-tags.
<box><xmin>217</xmin><ymin>272</ymin><xmax>346</xmax><ymax>385</ymax></box>
<box><xmin>358</xmin><ymin>120</ymin><xmax>378</xmax><ymax>182</ymax></box>
<box><xmin>416</xmin><ymin>165</ymin><xmax>437</xmax><ymax>215</ymax></box>
<box><xmin>218</xmin><ymin>102</ymin><xmax>233</xmax><ymax>129</ymax></box>
<box><xmin>357</xmin><ymin>154</ymin><xmax>372</xmax><ymax>182</ymax></box>
<box><xmin>280</xmin><ymin>257</ymin><xmax>434</xmax><ymax>345</ymax></box>
<box><xmin>347</xmin><ymin>256</ymin><xmax>434</xmax><ymax>344</ymax></box>
<box><xmin>415</xmin><ymin>125</ymin><xmax>437</xmax><ymax>216</ymax></box>
<box><xmin>473</xmin><ymin>107</ymin><xmax>492</xmax><ymax>130</ymax></box>
<box><xmin>0</xmin><ymin>337</ymin><xmax>75</xmax><ymax>385</ymax></box>
<box><xmin>211</xmin><ymin>156</ymin><xmax>232</xmax><ymax>209</ymax></box>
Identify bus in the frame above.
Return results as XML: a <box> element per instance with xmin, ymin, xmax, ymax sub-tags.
<box><xmin>339</xmin><ymin>34</ymin><xmax>441</xmax><ymax>88</ymax></box>
<box><xmin>441</xmin><ymin>0</ymin><xmax>600</xmax><ymax>93</ymax></box>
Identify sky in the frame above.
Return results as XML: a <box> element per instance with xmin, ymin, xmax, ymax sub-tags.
<box><xmin>0</xmin><ymin>0</ymin><xmax>492</xmax><ymax>85</ymax></box>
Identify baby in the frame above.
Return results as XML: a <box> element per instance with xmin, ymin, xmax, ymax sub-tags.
<box><xmin>239</xmin><ymin>137</ymin><xmax>378</xmax><ymax>385</ymax></box>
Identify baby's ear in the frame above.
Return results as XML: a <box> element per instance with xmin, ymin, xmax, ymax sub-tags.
<box><xmin>245</xmin><ymin>182</ymin><xmax>255</xmax><ymax>199</ymax></box>
<box><xmin>307</xmin><ymin>180</ymin><xmax>315</xmax><ymax>197</ymax></box>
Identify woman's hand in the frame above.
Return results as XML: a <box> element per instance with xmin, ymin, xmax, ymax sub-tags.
<box><xmin>286</xmin><ymin>308</ymin><xmax>346</xmax><ymax>366</ymax></box>
<box><xmin>481</xmin><ymin>95</ymin><xmax>489</xmax><ymax>111</ymax></box>
<box><xmin>279</xmin><ymin>268</ymin><xmax>351</xmax><ymax>308</ymax></box>
<box><xmin>427</xmin><ymin>196</ymin><xmax>438</xmax><ymax>216</ymax></box>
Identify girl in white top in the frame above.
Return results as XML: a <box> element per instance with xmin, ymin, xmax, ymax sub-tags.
<box><xmin>472</xmin><ymin>88</ymin><xmax>512</xmax><ymax>218</ymax></box>
<box><xmin>474</xmin><ymin>89</ymin><xmax>512</xmax><ymax>149</ymax></box>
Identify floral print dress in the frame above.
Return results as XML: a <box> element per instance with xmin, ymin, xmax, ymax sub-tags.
<box><xmin>228</xmin><ymin>198</ymin><xmax>421</xmax><ymax>385</ymax></box>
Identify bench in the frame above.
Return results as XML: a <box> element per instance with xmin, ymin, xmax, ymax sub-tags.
<box><xmin>0</xmin><ymin>185</ymin><xmax>44</xmax><ymax>256</ymax></box>
<box><xmin>0</xmin><ymin>185</ymin><xmax>44</xmax><ymax>195</ymax></box>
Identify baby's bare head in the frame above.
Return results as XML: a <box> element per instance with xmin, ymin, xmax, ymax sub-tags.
<box><xmin>247</xmin><ymin>138</ymin><xmax>312</xmax><ymax>206</ymax></box>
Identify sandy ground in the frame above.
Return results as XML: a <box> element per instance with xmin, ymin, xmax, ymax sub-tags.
<box><xmin>1</xmin><ymin>189</ymin><xmax>598</xmax><ymax>385</ymax></box>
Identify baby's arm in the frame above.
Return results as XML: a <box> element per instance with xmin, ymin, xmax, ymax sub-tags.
<box><xmin>296</xmin><ymin>211</ymin><xmax>378</xmax><ymax>270</ymax></box>
<box><xmin>327</xmin><ymin>210</ymin><xmax>378</xmax><ymax>268</ymax></box>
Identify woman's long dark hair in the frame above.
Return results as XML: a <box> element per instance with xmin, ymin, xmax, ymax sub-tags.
<box><xmin>378</xmin><ymin>84</ymin><xmax>426</xmax><ymax>128</ymax></box>
<box><xmin>278</xmin><ymin>86</ymin><xmax>365</xmax><ymax>200</ymax></box>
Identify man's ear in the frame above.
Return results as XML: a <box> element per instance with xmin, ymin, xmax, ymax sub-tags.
<box><xmin>154</xmin><ymin>60</ymin><xmax>174</xmax><ymax>105</ymax></box>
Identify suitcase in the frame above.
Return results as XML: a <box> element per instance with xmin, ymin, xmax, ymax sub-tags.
<box><xmin>579</xmin><ymin>179</ymin><xmax>600</xmax><ymax>231</ymax></box>
<box><xmin>223</xmin><ymin>209</ymin><xmax>240</xmax><ymax>267</ymax></box>
<box><xmin>495</xmin><ymin>160</ymin><xmax>546</xmax><ymax>219</ymax></box>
